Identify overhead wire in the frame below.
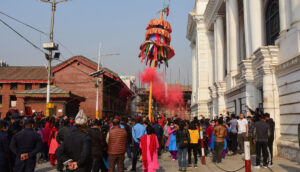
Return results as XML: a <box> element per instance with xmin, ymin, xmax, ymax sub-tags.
<box><xmin>0</xmin><ymin>11</ymin><xmax>74</xmax><ymax>56</ymax></box>
<box><xmin>0</xmin><ymin>17</ymin><xmax>46</xmax><ymax>54</ymax></box>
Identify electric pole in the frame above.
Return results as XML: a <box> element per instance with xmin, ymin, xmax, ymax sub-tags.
<box><xmin>40</xmin><ymin>0</ymin><xmax>70</xmax><ymax>117</ymax></box>
<box><xmin>94</xmin><ymin>43</ymin><xmax>119</xmax><ymax>119</ymax></box>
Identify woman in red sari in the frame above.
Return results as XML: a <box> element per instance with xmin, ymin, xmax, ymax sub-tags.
<box><xmin>140</xmin><ymin>126</ymin><xmax>159</xmax><ymax>172</ymax></box>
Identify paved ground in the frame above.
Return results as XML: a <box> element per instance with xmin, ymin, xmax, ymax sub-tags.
<box><xmin>36</xmin><ymin>152</ymin><xmax>300</xmax><ymax>172</ymax></box>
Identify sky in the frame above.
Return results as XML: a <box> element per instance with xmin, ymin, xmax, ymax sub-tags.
<box><xmin>0</xmin><ymin>0</ymin><xmax>195</xmax><ymax>86</ymax></box>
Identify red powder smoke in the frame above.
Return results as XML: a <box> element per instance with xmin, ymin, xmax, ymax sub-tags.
<box><xmin>140</xmin><ymin>68</ymin><xmax>186</xmax><ymax>118</ymax></box>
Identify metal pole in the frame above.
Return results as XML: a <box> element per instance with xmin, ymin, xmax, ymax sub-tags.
<box><xmin>40</xmin><ymin>0</ymin><xmax>69</xmax><ymax>117</ymax></box>
<box><xmin>96</xmin><ymin>44</ymin><xmax>101</xmax><ymax>119</ymax></box>
<box><xmin>46</xmin><ymin>0</ymin><xmax>56</xmax><ymax>117</ymax></box>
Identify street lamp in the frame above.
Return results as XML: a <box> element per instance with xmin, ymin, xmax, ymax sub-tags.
<box><xmin>40</xmin><ymin>0</ymin><xmax>70</xmax><ymax>117</ymax></box>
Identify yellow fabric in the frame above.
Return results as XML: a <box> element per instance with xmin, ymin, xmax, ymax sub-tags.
<box><xmin>188</xmin><ymin>129</ymin><xmax>199</xmax><ymax>144</ymax></box>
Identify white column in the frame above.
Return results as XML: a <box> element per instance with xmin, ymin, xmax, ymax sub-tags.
<box><xmin>243</xmin><ymin>0</ymin><xmax>264</xmax><ymax>57</ymax></box>
<box><xmin>291</xmin><ymin>0</ymin><xmax>300</xmax><ymax>26</ymax></box>
<box><xmin>226</xmin><ymin>0</ymin><xmax>239</xmax><ymax>87</ymax></box>
<box><xmin>214</xmin><ymin>15</ymin><xmax>225</xmax><ymax>82</ymax></box>
<box><xmin>279</xmin><ymin>0</ymin><xmax>291</xmax><ymax>33</ymax></box>
<box><xmin>191</xmin><ymin>44</ymin><xmax>197</xmax><ymax>105</ymax></box>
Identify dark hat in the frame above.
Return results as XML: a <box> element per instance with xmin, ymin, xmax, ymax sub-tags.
<box><xmin>24</xmin><ymin>118</ymin><xmax>35</xmax><ymax>125</ymax></box>
<box><xmin>264</xmin><ymin>113</ymin><xmax>270</xmax><ymax>118</ymax></box>
<box><xmin>0</xmin><ymin>120</ymin><xmax>7</xmax><ymax>128</ymax></box>
<box><xmin>134</xmin><ymin>116</ymin><xmax>141</xmax><ymax>122</ymax></box>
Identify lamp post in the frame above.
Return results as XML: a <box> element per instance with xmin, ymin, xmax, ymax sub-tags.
<box><xmin>40</xmin><ymin>0</ymin><xmax>70</xmax><ymax>117</ymax></box>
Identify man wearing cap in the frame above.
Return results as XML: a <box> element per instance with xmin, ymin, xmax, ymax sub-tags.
<box><xmin>59</xmin><ymin>110</ymin><xmax>92</xmax><ymax>171</ymax></box>
<box><xmin>253</xmin><ymin>114</ymin><xmax>270</xmax><ymax>169</ymax></box>
<box><xmin>131</xmin><ymin>117</ymin><xmax>146</xmax><ymax>171</ymax></box>
<box><xmin>9</xmin><ymin>118</ymin><xmax>42</xmax><ymax>172</ymax></box>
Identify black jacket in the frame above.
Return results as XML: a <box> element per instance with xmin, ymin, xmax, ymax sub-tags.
<box><xmin>176</xmin><ymin>129</ymin><xmax>190</xmax><ymax>148</ymax></box>
<box><xmin>9</xmin><ymin>128</ymin><xmax>42</xmax><ymax>172</ymax></box>
<box><xmin>60</xmin><ymin>128</ymin><xmax>92</xmax><ymax>172</ymax></box>
<box><xmin>87</xmin><ymin>128</ymin><xmax>103</xmax><ymax>157</ymax></box>
<box><xmin>56</xmin><ymin>126</ymin><xmax>72</xmax><ymax>144</ymax></box>
<box><xmin>153</xmin><ymin>123</ymin><xmax>163</xmax><ymax>140</ymax></box>
<box><xmin>0</xmin><ymin>131</ymin><xmax>9</xmax><ymax>172</ymax></box>
<box><xmin>254</xmin><ymin>121</ymin><xmax>270</xmax><ymax>142</ymax></box>
<box><xmin>266</xmin><ymin>118</ymin><xmax>275</xmax><ymax>139</ymax></box>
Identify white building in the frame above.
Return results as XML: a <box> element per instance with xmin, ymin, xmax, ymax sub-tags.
<box><xmin>187</xmin><ymin>0</ymin><xmax>300</xmax><ymax>162</ymax></box>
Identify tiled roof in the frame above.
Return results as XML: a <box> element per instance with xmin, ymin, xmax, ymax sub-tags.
<box><xmin>0</xmin><ymin>66</ymin><xmax>47</xmax><ymax>81</ymax></box>
<box><xmin>18</xmin><ymin>86</ymin><xmax>69</xmax><ymax>94</ymax></box>
<box><xmin>17</xmin><ymin>85</ymin><xmax>84</xmax><ymax>100</ymax></box>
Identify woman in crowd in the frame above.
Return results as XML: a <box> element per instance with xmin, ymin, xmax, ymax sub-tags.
<box><xmin>166</xmin><ymin>121</ymin><xmax>178</xmax><ymax>160</ymax></box>
<box><xmin>176</xmin><ymin>121</ymin><xmax>190</xmax><ymax>171</ymax></box>
<box><xmin>140</xmin><ymin>126</ymin><xmax>159</xmax><ymax>172</ymax></box>
<box><xmin>48</xmin><ymin>122</ymin><xmax>60</xmax><ymax>166</ymax></box>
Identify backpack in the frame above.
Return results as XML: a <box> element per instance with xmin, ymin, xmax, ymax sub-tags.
<box><xmin>177</xmin><ymin>129</ymin><xmax>190</xmax><ymax>148</ymax></box>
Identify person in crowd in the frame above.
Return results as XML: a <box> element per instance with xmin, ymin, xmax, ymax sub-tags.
<box><xmin>9</xmin><ymin>118</ymin><xmax>42</xmax><ymax>172</ymax></box>
<box><xmin>253</xmin><ymin>114</ymin><xmax>270</xmax><ymax>169</ymax></box>
<box><xmin>59</xmin><ymin>110</ymin><xmax>92</xmax><ymax>171</ymax></box>
<box><xmin>245</xmin><ymin>105</ymin><xmax>263</xmax><ymax>122</ymax></box>
<box><xmin>166</xmin><ymin>121</ymin><xmax>178</xmax><ymax>160</ymax></box>
<box><xmin>140</xmin><ymin>126</ymin><xmax>159</xmax><ymax>172</ymax></box>
<box><xmin>163</xmin><ymin>120</ymin><xmax>169</xmax><ymax>152</ymax></box>
<box><xmin>153</xmin><ymin>118</ymin><xmax>163</xmax><ymax>156</ymax></box>
<box><xmin>188</xmin><ymin>122</ymin><xmax>199</xmax><ymax>168</ymax></box>
<box><xmin>49</xmin><ymin>122</ymin><xmax>60</xmax><ymax>166</ymax></box>
<box><xmin>106</xmin><ymin>119</ymin><xmax>127</xmax><ymax>172</ymax></box>
<box><xmin>265</xmin><ymin>113</ymin><xmax>275</xmax><ymax>167</ymax></box>
<box><xmin>0</xmin><ymin>120</ymin><xmax>10</xmax><ymax>172</ymax></box>
<box><xmin>87</xmin><ymin>119</ymin><xmax>106</xmax><ymax>172</ymax></box>
<box><xmin>212</xmin><ymin>118</ymin><xmax>228</xmax><ymax>163</ymax></box>
<box><xmin>42</xmin><ymin>121</ymin><xmax>51</xmax><ymax>161</ymax></box>
<box><xmin>177</xmin><ymin>122</ymin><xmax>190</xmax><ymax>171</ymax></box>
<box><xmin>206</xmin><ymin>120</ymin><xmax>216</xmax><ymax>155</ymax></box>
<box><xmin>228</xmin><ymin>114</ymin><xmax>238</xmax><ymax>155</ymax></box>
<box><xmin>247</xmin><ymin>116</ymin><xmax>256</xmax><ymax>155</ymax></box>
<box><xmin>237</xmin><ymin>113</ymin><xmax>248</xmax><ymax>154</ymax></box>
<box><xmin>121</xmin><ymin>117</ymin><xmax>132</xmax><ymax>159</ymax></box>
<box><xmin>131</xmin><ymin>117</ymin><xmax>146</xmax><ymax>171</ymax></box>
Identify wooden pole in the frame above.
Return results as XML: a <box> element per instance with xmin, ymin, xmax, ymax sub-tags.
<box><xmin>148</xmin><ymin>11</ymin><xmax>163</xmax><ymax>121</ymax></box>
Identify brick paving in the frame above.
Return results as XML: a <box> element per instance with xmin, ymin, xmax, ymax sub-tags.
<box><xmin>36</xmin><ymin>152</ymin><xmax>300</xmax><ymax>172</ymax></box>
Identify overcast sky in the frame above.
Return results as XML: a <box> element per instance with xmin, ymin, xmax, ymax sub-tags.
<box><xmin>0</xmin><ymin>0</ymin><xmax>194</xmax><ymax>85</ymax></box>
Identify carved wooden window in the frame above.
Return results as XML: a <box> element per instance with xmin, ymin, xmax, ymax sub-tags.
<box><xmin>265</xmin><ymin>0</ymin><xmax>280</xmax><ymax>45</ymax></box>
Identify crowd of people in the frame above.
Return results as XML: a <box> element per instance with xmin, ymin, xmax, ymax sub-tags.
<box><xmin>0</xmin><ymin>105</ymin><xmax>275</xmax><ymax>172</ymax></box>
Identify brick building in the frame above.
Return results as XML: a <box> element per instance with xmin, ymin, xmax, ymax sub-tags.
<box><xmin>0</xmin><ymin>56</ymin><xmax>133</xmax><ymax>119</ymax></box>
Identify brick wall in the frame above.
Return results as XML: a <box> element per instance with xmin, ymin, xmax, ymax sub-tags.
<box><xmin>54</xmin><ymin>61</ymin><xmax>99</xmax><ymax>119</ymax></box>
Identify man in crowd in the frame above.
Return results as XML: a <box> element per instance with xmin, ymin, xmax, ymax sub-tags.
<box><xmin>237</xmin><ymin>113</ymin><xmax>248</xmax><ymax>154</ymax></box>
<box><xmin>87</xmin><ymin>119</ymin><xmax>106</xmax><ymax>172</ymax></box>
<box><xmin>0</xmin><ymin>120</ymin><xmax>10</xmax><ymax>172</ymax></box>
<box><xmin>106</xmin><ymin>119</ymin><xmax>127</xmax><ymax>172</ymax></box>
<box><xmin>153</xmin><ymin>118</ymin><xmax>163</xmax><ymax>156</ymax></box>
<box><xmin>253</xmin><ymin>114</ymin><xmax>270</xmax><ymax>169</ymax></box>
<box><xmin>265</xmin><ymin>113</ymin><xmax>275</xmax><ymax>167</ymax></box>
<box><xmin>9</xmin><ymin>118</ymin><xmax>42</xmax><ymax>172</ymax></box>
<box><xmin>212</xmin><ymin>118</ymin><xmax>228</xmax><ymax>163</ymax></box>
<box><xmin>59</xmin><ymin>110</ymin><xmax>92</xmax><ymax>171</ymax></box>
<box><xmin>228</xmin><ymin>114</ymin><xmax>238</xmax><ymax>155</ymax></box>
<box><xmin>131</xmin><ymin>117</ymin><xmax>146</xmax><ymax>171</ymax></box>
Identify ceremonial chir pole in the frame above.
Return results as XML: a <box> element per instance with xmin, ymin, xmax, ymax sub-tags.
<box><xmin>148</xmin><ymin>11</ymin><xmax>164</xmax><ymax>121</ymax></box>
<box><xmin>138</xmin><ymin>6</ymin><xmax>175</xmax><ymax>121</ymax></box>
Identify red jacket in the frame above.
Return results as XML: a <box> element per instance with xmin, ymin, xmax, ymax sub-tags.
<box><xmin>42</xmin><ymin>122</ymin><xmax>51</xmax><ymax>143</ymax></box>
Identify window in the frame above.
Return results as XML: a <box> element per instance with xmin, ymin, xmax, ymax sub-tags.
<box><xmin>0</xmin><ymin>84</ymin><xmax>2</xmax><ymax>90</ymax></box>
<box><xmin>10</xmin><ymin>95</ymin><xmax>17</xmax><ymax>108</ymax></box>
<box><xmin>25</xmin><ymin>83</ymin><xmax>32</xmax><ymax>90</ymax></box>
<box><xmin>0</xmin><ymin>95</ymin><xmax>2</xmax><ymax>108</ymax></box>
<box><xmin>40</xmin><ymin>83</ymin><xmax>47</xmax><ymax>88</ymax></box>
<box><xmin>266</xmin><ymin>0</ymin><xmax>280</xmax><ymax>45</ymax></box>
<box><xmin>10</xmin><ymin>83</ymin><xmax>18</xmax><ymax>90</ymax></box>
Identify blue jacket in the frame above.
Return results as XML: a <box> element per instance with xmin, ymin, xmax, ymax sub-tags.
<box><xmin>132</xmin><ymin>123</ymin><xmax>146</xmax><ymax>143</ymax></box>
<box><xmin>0</xmin><ymin>131</ymin><xmax>9</xmax><ymax>172</ymax></box>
